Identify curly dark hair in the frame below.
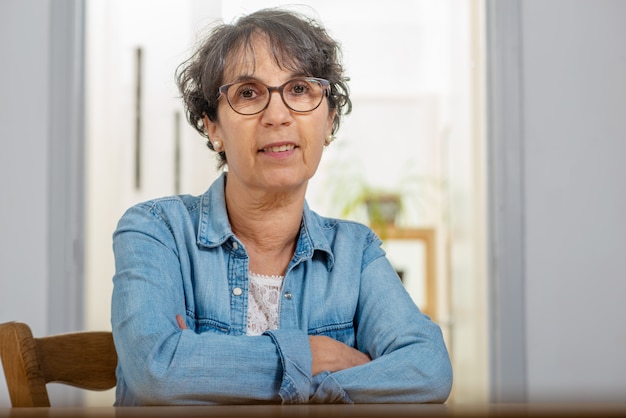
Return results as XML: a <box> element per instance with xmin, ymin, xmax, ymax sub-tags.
<box><xmin>175</xmin><ymin>7</ymin><xmax>351</xmax><ymax>168</ymax></box>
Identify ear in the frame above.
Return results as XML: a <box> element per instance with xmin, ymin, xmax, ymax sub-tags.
<box><xmin>326</xmin><ymin>109</ymin><xmax>337</xmax><ymax>138</ymax></box>
<box><xmin>203</xmin><ymin>115</ymin><xmax>219</xmax><ymax>139</ymax></box>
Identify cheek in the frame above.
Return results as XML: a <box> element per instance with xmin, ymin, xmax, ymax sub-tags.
<box><xmin>303</xmin><ymin>133</ymin><xmax>326</xmax><ymax>165</ymax></box>
<box><xmin>212</xmin><ymin>111</ymin><xmax>240</xmax><ymax>145</ymax></box>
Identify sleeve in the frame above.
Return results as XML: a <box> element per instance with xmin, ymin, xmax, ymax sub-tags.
<box><xmin>111</xmin><ymin>203</ymin><xmax>313</xmax><ymax>404</ymax></box>
<box><xmin>309</xmin><ymin>237</ymin><xmax>453</xmax><ymax>403</ymax></box>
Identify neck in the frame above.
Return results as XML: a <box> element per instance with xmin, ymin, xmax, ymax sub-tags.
<box><xmin>225</xmin><ymin>178</ymin><xmax>306</xmax><ymax>275</ymax></box>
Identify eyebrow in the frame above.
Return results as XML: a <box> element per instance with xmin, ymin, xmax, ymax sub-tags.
<box><xmin>225</xmin><ymin>72</ymin><xmax>312</xmax><ymax>86</ymax></box>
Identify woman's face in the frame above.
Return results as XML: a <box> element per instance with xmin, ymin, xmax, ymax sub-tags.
<box><xmin>204</xmin><ymin>36</ymin><xmax>335</xmax><ymax>198</ymax></box>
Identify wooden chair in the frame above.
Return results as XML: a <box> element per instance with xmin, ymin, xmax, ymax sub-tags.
<box><xmin>0</xmin><ymin>321</ymin><xmax>117</xmax><ymax>407</ymax></box>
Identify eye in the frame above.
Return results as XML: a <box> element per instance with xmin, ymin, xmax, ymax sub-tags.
<box><xmin>287</xmin><ymin>80</ymin><xmax>311</xmax><ymax>96</ymax></box>
<box><xmin>235</xmin><ymin>82</ymin><xmax>263</xmax><ymax>100</ymax></box>
<box><xmin>292</xmin><ymin>83</ymin><xmax>307</xmax><ymax>94</ymax></box>
<box><xmin>287</xmin><ymin>79</ymin><xmax>326</xmax><ymax>97</ymax></box>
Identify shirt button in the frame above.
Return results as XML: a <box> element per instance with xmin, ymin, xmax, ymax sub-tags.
<box><xmin>232</xmin><ymin>242</ymin><xmax>239</xmax><ymax>250</ymax></box>
<box><xmin>284</xmin><ymin>292</ymin><xmax>292</xmax><ymax>300</ymax></box>
<box><xmin>233</xmin><ymin>287</ymin><xmax>242</xmax><ymax>296</ymax></box>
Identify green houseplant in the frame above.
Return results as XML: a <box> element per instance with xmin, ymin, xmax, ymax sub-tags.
<box><xmin>324</xmin><ymin>159</ymin><xmax>441</xmax><ymax>234</ymax></box>
<box><xmin>338</xmin><ymin>185</ymin><xmax>403</xmax><ymax>229</ymax></box>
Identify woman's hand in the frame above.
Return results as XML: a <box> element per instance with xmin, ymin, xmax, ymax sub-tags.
<box><xmin>309</xmin><ymin>335</ymin><xmax>371</xmax><ymax>375</ymax></box>
<box><xmin>176</xmin><ymin>314</ymin><xmax>188</xmax><ymax>330</ymax></box>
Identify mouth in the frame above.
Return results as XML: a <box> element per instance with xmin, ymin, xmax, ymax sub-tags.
<box><xmin>259</xmin><ymin>144</ymin><xmax>297</xmax><ymax>153</ymax></box>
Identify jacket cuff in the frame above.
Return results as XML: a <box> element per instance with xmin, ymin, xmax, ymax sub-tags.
<box><xmin>264</xmin><ymin>329</ymin><xmax>312</xmax><ymax>404</ymax></box>
<box><xmin>310</xmin><ymin>371</ymin><xmax>353</xmax><ymax>403</ymax></box>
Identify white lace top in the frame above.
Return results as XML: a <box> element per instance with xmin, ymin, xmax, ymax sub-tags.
<box><xmin>246</xmin><ymin>272</ymin><xmax>284</xmax><ymax>336</ymax></box>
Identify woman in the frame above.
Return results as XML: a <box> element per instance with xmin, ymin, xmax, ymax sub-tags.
<box><xmin>111</xmin><ymin>7</ymin><xmax>452</xmax><ymax>405</ymax></box>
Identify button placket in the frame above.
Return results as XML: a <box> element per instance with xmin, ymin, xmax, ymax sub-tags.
<box><xmin>227</xmin><ymin>239</ymin><xmax>248</xmax><ymax>334</ymax></box>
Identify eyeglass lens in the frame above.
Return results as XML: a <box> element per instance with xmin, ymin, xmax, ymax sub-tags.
<box><xmin>225</xmin><ymin>78</ymin><xmax>326</xmax><ymax>115</ymax></box>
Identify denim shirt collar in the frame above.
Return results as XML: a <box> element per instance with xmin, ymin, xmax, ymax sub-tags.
<box><xmin>197</xmin><ymin>172</ymin><xmax>334</xmax><ymax>271</ymax></box>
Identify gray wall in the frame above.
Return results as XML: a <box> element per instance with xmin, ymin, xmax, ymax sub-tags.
<box><xmin>1</xmin><ymin>0</ymin><xmax>50</xmax><ymax>406</ymax></box>
<box><xmin>488</xmin><ymin>0</ymin><xmax>626</xmax><ymax>403</ymax></box>
<box><xmin>0</xmin><ymin>0</ymin><xmax>84</xmax><ymax>406</ymax></box>
<box><xmin>0</xmin><ymin>1</ymin><xmax>51</xmax><ymax>333</ymax></box>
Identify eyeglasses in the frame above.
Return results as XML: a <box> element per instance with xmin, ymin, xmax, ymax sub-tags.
<box><xmin>218</xmin><ymin>77</ymin><xmax>330</xmax><ymax>115</ymax></box>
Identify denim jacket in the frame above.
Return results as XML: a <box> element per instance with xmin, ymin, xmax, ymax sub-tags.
<box><xmin>111</xmin><ymin>173</ymin><xmax>452</xmax><ymax>405</ymax></box>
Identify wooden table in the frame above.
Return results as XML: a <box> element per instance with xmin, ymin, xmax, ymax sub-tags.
<box><xmin>2</xmin><ymin>403</ymin><xmax>626</xmax><ymax>417</ymax></box>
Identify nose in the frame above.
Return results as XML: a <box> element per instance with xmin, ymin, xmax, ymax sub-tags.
<box><xmin>261</xmin><ymin>89</ymin><xmax>293</xmax><ymax>125</ymax></box>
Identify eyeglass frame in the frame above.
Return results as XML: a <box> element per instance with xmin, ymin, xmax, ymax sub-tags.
<box><xmin>217</xmin><ymin>77</ymin><xmax>331</xmax><ymax>116</ymax></box>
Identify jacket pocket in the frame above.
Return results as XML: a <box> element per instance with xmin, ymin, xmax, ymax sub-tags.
<box><xmin>194</xmin><ymin>317</ymin><xmax>230</xmax><ymax>334</ymax></box>
<box><xmin>309</xmin><ymin>321</ymin><xmax>356</xmax><ymax>347</ymax></box>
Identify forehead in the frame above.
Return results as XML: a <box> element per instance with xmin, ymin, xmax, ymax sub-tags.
<box><xmin>222</xmin><ymin>33</ymin><xmax>304</xmax><ymax>82</ymax></box>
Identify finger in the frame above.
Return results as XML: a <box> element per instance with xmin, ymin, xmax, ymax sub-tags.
<box><xmin>176</xmin><ymin>314</ymin><xmax>188</xmax><ymax>330</ymax></box>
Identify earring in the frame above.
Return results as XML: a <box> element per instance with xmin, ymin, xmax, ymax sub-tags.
<box><xmin>213</xmin><ymin>140</ymin><xmax>222</xmax><ymax>151</ymax></box>
<box><xmin>324</xmin><ymin>135</ymin><xmax>335</xmax><ymax>146</ymax></box>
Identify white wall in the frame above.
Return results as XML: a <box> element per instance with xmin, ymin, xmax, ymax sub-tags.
<box><xmin>84</xmin><ymin>0</ymin><xmax>222</xmax><ymax>335</ymax></box>
<box><xmin>488</xmin><ymin>0</ymin><xmax>626</xmax><ymax>402</ymax></box>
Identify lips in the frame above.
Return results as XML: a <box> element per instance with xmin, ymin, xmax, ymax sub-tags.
<box><xmin>260</xmin><ymin>144</ymin><xmax>296</xmax><ymax>153</ymax></box>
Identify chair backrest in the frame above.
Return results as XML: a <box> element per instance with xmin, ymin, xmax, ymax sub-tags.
<box><xmin>0</xmin><ymin>321</ymin><xmax>117</xmax><ymax>407</ymax></box>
